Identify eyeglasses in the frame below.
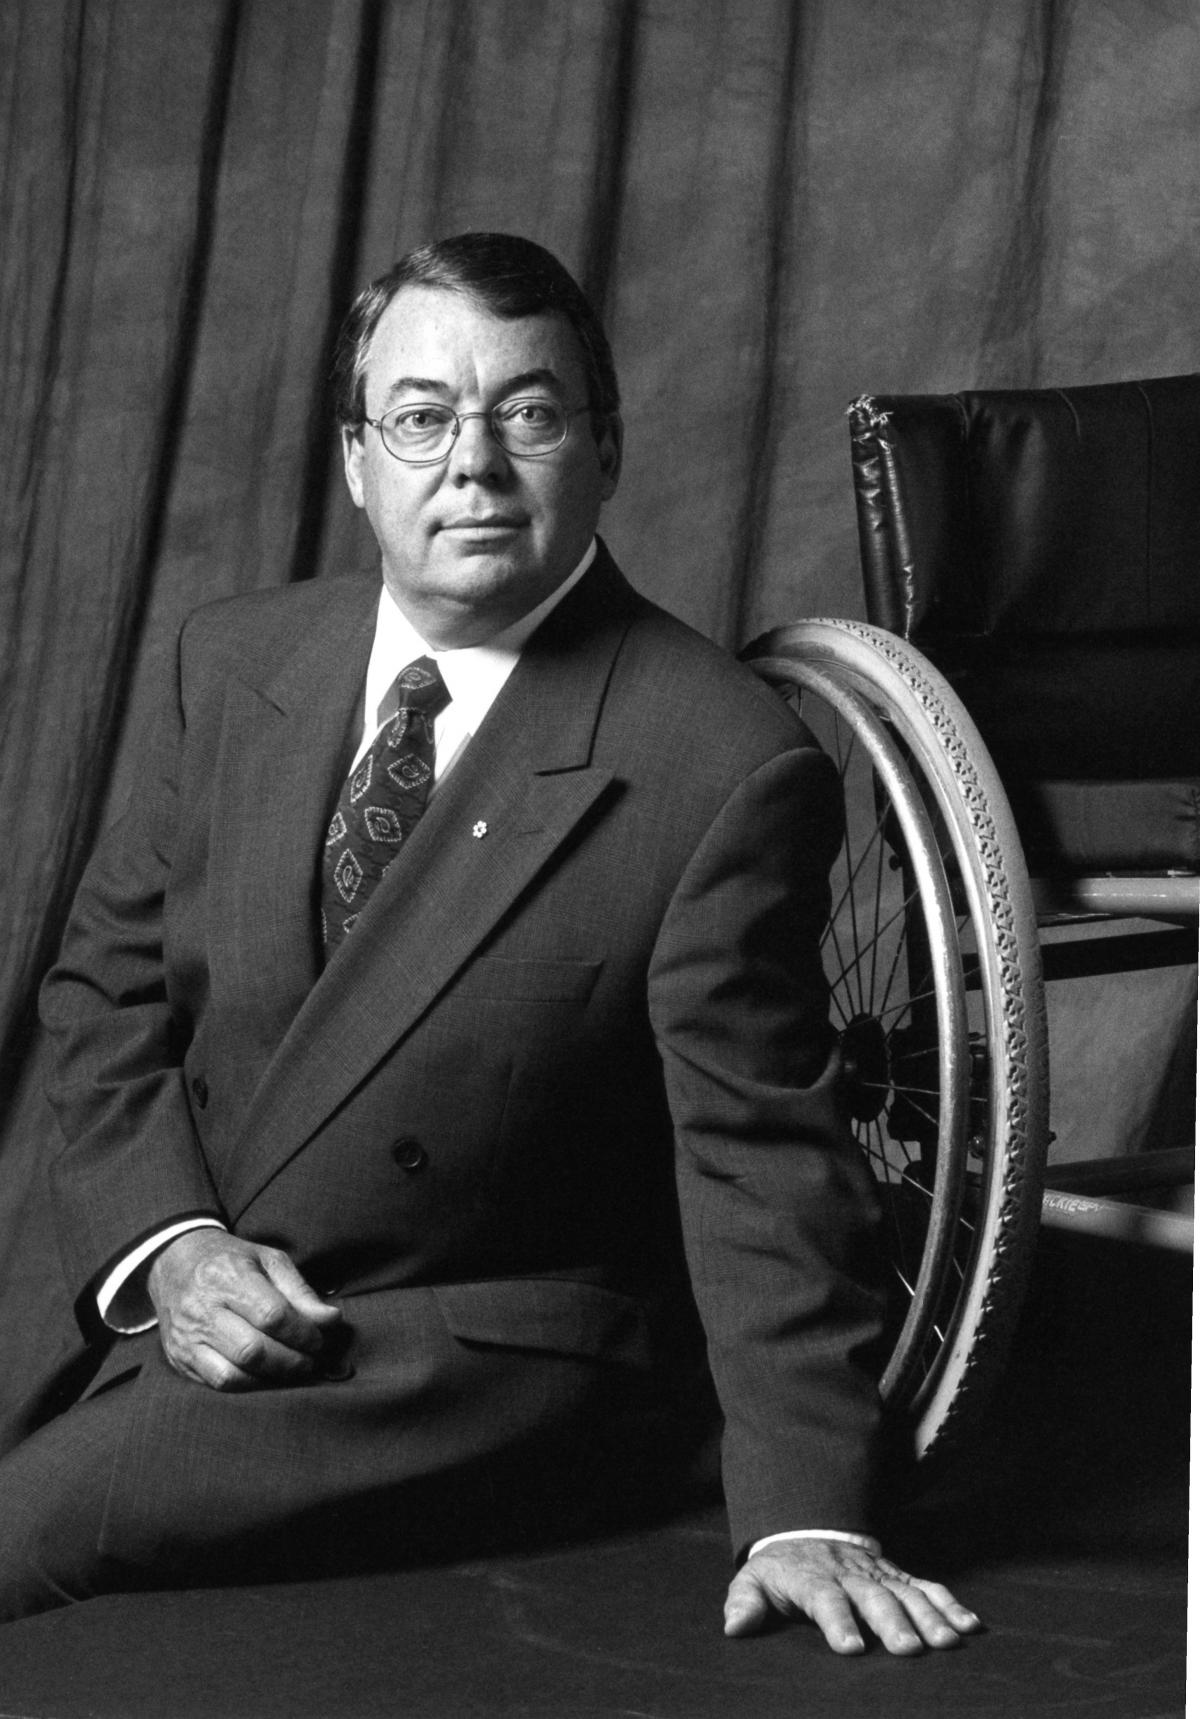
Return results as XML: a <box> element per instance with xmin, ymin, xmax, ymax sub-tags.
<box><xmin>363</xmin><ymin>397</ymin><xmax>591</xmax><ymax>465</ymax></box>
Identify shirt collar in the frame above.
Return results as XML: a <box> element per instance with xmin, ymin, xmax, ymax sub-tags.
<box><xmin>367</xmin><ymin>539</ymin><xmax>596</xmax><ymax>730</ymax></box>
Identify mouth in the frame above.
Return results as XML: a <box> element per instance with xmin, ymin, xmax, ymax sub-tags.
<box><xmin>440</xmin><ymin>516</ymin><xmax>525</xmax><ymax>534</ymax></box>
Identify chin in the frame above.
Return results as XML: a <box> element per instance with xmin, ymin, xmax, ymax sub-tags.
<box><xmin>428</xmin><ymin>566</ymin><xmax>546</xmax><ymax>636</ymax></box>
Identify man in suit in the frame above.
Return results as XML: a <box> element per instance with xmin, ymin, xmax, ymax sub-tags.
<box><xmin>0</xmin><ymin>233</ymin><xmax>978</xmax><ymax>1654</ymax></box>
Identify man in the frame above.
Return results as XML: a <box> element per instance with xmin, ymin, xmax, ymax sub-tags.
<box><xmin>2</xmin><ymin>233</ymin><xmax>978</xmax><ymax>1654</ymax></box>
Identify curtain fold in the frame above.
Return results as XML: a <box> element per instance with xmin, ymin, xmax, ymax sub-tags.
<box><xmin>2</xmin><ymin>0</ymin><xmax>1197</xmax><ymax>1416</ymax></box>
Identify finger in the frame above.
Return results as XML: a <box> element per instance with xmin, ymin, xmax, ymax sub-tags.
<box><xmin>258</xmin><ymin>1249</ymin><xmax>343</xmax><ymax>1326</ymax></box>
<box><xmin>161</xmin><ymin>1329</ymin><xmax>258</xmax><ymax>1392</ymax></box>
<box><xmin>193</xmin><ymin>1342</ymin><xmax>260</xmax><ymax>1392</ymax></box>
<box><xmin>804</xmin><ymin>1584</ymin><xmax>869</xmax><ymax>1655</ymax></box>
<box><xmin>907</xmin><ymin>1577</ymin><xmax>983</xmax><ymax>1634</ymax></box>
<box><xmin>889</xmin><ymin>1577</ymin><xmax>982</xmax><ymax>1644</ymax></box>
<box><xmin>219</xmin><ymin>1270</ymin><xmax>331</xmax><ymax>1359</ymax></box>
<box><xmin>204</xmin><ymin>1306</ymin><xmax>321</xmax><ymax>1381</ymax></box>
<box><xmin>723</xmin><ymin>1568</ymin><xmax>773</xmax><ymax>1637</ymax></box>
<box><xmin>844</xmin><ymin>1581</ymin><xmax>925</xmax><ymax>1655</ymax></box>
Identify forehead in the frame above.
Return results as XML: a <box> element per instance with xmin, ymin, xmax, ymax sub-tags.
<box><xmin>362</xmin><ymin>285</ymin><xmax>587</xmax><ymax>402</ymax></box>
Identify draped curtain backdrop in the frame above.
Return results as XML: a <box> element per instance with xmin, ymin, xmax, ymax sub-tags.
<box><xmin>2</xmin><ymin>0</ymin><xmax>1197</xmax><ymax>1413</ymax></box>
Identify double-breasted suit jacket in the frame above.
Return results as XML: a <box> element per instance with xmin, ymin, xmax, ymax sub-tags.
<box><xmin>40</xmin><ymin>545</ymin><xmax>884</xmax><ymax>1573</ymax></box>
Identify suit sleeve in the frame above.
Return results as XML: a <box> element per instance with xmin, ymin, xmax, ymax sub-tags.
<box><xmin>647</xmin><ymin>745</ymin><xmax>885</xmax><ymax>1555</ymax></box>
<box><xmin>39</xmin><ymin>624</ymin><xmax>222</xmax><ymax>1332</ymax></box>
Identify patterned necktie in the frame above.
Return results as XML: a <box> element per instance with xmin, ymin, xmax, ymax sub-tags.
<box><xmin>320</xmin><ymin>656</ymin><xmax>451</xmax><ymax>958</ymax></box>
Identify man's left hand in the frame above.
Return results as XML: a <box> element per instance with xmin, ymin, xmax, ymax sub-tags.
<box><xmin>724</xmin><ymin>1538</ymin><xmax>982</xmax><ymax>1654</ymax></box>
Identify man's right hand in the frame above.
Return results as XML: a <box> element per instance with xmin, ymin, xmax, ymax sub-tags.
<box><xmin>147</xmin><ymin>1229</ymin><xmax>343</xmax><ymax>1390</ymax></box>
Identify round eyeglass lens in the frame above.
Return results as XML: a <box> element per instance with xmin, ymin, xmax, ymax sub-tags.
<box><xmin>492</xmin><ymin>398</ymin><xmax>568</xmax><ymax>453</ymax></box>
<box><xmin>383</xmin><ymin>405</ymin><xmax>457</xmax><ymax>460</ymax></box>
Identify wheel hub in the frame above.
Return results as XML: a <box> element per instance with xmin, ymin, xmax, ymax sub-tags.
<box><xmin>839</xmin><ymin>1013</ymin><xmax>890</xmax><ymax>1123</ymax></box>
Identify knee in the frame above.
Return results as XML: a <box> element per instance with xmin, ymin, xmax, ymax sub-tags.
<box><xmin>0</xmin><ymin>1420</ymin><xmax>121</xmax><ymax>1621</ymax></box>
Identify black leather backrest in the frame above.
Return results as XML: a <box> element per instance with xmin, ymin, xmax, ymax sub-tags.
<box><xmin>848</xmin><ymin>375</ymin><xmax>1200</xmax><ymax>642</ymax></box>
<box><xmin>846</xmin><ymin>377</ymin><xmax>1200</xmax><ymax>799</ymax></box>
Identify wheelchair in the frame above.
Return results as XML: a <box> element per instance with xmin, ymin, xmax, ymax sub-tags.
<box><xmin>743</xmin><ymin>374</ymin><xmax>1200</xmax><ymax>1467</ymax></box>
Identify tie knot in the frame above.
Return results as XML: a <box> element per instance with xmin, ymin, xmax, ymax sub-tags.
<box><xmin>393</xmin><ymin>656</ymin><xmax>450</xmax><ymax>718</ymax></box>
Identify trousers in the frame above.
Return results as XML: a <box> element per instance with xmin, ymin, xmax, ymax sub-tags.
<box><xmin>0</xmin><ymin>1290</ymin><xmax>672</xmax><ymax>1623</ymax></box>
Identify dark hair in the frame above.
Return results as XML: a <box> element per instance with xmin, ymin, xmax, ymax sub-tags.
<box><xmin>332</xmin><ymin>232</ymin><xmax>620</xmax><ymax>432</ymax></box>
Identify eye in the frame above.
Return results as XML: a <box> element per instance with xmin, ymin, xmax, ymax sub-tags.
<box><xmin>500</xmin><ymin>398</ymin><xmax>556</xmax><ymax>426</ymax></box>
<box><xmin>390</xmin><ymin>404</ymin><xmax>452</xmax><ymax>435</ymax></box>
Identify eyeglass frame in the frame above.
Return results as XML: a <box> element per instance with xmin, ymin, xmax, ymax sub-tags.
<box><xmin>359</xmin><ymin>396</ymin><xmax>595</xmax><ymax>466</ymax></box>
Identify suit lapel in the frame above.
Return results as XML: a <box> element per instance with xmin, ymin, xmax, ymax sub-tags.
<box><xmin>223</xmin><ymin>551</ymin><xmax>641</xmax><ymax>1220</ymax></box>
<box><xmin>209</xmin><ymin>580</ymin><xmax>378</xmax><ymax>1012</ymax></box>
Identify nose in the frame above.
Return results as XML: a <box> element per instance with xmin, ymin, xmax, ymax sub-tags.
<box><xmin>446</xmin><ymin>411</ymin><xmax>509</xmax><ymax>483</ymax></box>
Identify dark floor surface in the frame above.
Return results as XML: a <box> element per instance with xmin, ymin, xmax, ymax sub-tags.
<box><xmin>0</xmin><ymin>1227</ymin><xmax>1189</xmax><ymax>1719</ymax></box>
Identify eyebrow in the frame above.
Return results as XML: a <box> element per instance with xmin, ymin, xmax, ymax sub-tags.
<box><xmin>381</xmin><ymin>367</ymin><xmax>566</xmax><ymax>406</ymax></box>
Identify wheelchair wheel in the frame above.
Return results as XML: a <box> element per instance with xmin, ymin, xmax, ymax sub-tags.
<box><xmin>743</xmin><ymin>619</ymin><xmax>1049</xmax><ymax>1464</ymax></box>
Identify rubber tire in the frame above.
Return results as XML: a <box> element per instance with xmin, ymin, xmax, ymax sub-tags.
<box><xmin>743</xmin><ymin>618</ymin><xmax>1049</xmax><ymax>1464</ymax></box>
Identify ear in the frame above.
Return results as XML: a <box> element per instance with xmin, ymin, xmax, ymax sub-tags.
<box><xmin>597</xmin><ymin>413</ymin><xmax>623</xmax><ymax>501</ymax></box>
<box><xmin>341</xmin><ymin>426</ymin><xmax>367</xmax><ymax>509</ymax></box>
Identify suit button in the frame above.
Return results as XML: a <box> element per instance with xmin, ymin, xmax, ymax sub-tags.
<box><xmin>191</xmin><ymin>1077</ymin><xmax>209</xmax><ymax>1109</ymax></box>
<box><xmin>391</xmin><ymin>1137</ymin><xmax>427</xmax><ymax>1172</ymax></box>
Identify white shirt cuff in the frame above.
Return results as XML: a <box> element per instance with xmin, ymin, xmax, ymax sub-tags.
<box><xmin>96</xmin><ymin>1218</ymin><xmax>228</xmax><ymax>1333</ymax></box>
<box><xmin>747</xmin><ymin>1529</ymin><xmax>883</xmax><ymax>1561</ymax></box>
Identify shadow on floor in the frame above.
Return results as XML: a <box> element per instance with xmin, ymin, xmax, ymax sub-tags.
<box><xmin>898</xmin><ymin>1226</ymin><xmax>1191</xmax><ymax>1575</ymax></box>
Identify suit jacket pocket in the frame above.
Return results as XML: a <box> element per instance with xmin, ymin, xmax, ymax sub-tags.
<box><xmin>433</xmin><ymin>1277</ymin><xmax>650</xmax><ymax>1368</ymax></box>
<box><xmin>447</xmin><ymin>957</ymin><xmax>602</xmax><ymax>1003</ymax></box>
<box><xmin>80</xmin><ymin>1328</ymin><xmax>159</xmax><ymax>1401</ymax></box>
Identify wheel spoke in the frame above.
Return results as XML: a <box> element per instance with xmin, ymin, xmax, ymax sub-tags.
<box><xmin>875</xmin><ymin>979</ymin><xmax>937</xmax><ymax>1024</ymax></box>
<box><xmin>825</xmin><ymin>882</ymin><xmax>918</xmax><ymax>1006</ymax></box>
<box><xmin>825</xmin><ymin>795</ymin><xmax>893</xmax><ymax>931</ymax></box>
<box><xmin>869</xmin><ymin>810</ymin><xmax>889</xmax><ymax>1004</ymax></box>
<box><xmin>891</xmin><ymin>1092</ymin><xmax>941</xmax><ymax>1131</ymax></box>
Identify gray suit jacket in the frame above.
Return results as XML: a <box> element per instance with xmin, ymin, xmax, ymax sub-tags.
<box><xmin>40</xmin><ymin>545</ymin><xmax>884</xmax><ymax>1567</ymax></box>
